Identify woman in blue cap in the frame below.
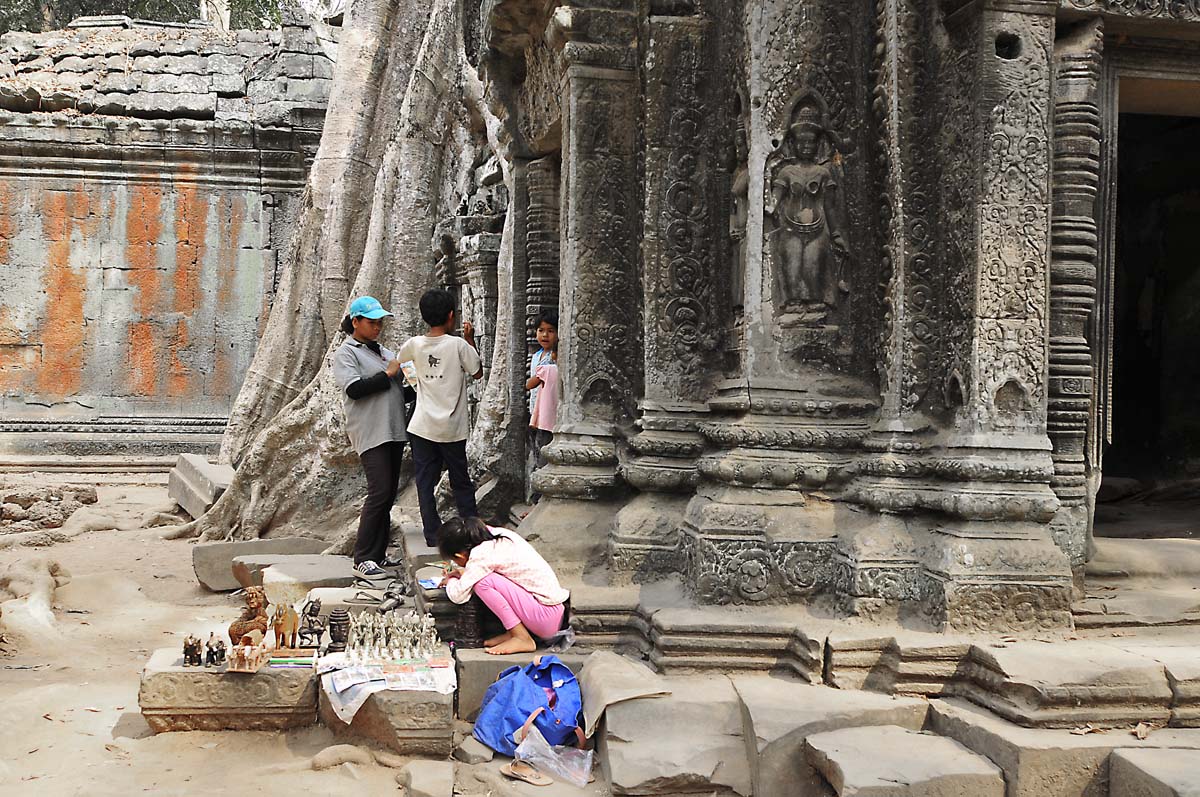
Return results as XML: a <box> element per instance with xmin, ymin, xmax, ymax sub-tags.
<box><xmin>331</xmin><ymin>296</ymin><xmax>408</xmax><ymax>579</ymax></box>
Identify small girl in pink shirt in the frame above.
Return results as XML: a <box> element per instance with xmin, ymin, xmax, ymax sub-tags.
<box><xmin>438</xmin><ymin>517</ymin><xmax>569</xmax><ymax>655</ymax></box>
<box><xmin>526</xmin><ymin>310</ymin><xmax>559</xmax><ymax>502</ymax></box>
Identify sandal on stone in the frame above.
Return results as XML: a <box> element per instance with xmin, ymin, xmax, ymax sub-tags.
<box><xmin>501</xmin><ymin>761</ymin><xmax>552</xmax><ymax>787</ymax></box>
<box><xmin>344</xmin><ymin>590</ymin><xmax>384</xmax><ymax>605</ymax></box>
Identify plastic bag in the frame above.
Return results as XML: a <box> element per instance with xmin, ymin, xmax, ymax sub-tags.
<box><xmin>515</xmin><ymin>725</ymin><xmax>593</xmax><ymax>788</ymax></box>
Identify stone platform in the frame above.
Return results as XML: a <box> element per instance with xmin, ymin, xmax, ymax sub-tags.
<box><xmin>192</xmin><ymin>537</ymin><xmax>329</xmax><ymax>591</ymax></box>
<box><xmin>138</xmin><ymin>648</ymin><xmax>318</xmax><ymax>732</ymax></box>
<box><xmin>318</xmin><ymin>685</ymin><xmax>453</xmax><ymax>756</ymax></box>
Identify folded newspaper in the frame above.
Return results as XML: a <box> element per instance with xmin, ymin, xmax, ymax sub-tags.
<box><xmin>319</xmin><ymin>654</ymin><xmax>456</xmax><ymax>723</ymax></box>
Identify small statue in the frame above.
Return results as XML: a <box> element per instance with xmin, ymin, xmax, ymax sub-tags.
<box><xmin>326</xmin><ymin>608</ymin><xmax>350</xmax><ymax>654</ymax></box>
<box><xmin>297</xmin><ymin>598</ymin><xmax>324</xmax><ymax>648</ymax></box>
<box><xmin>271</xmin><ymin>602</ymin><xmax>300</xmax><ymax>650</ymax></box>
<box><xmin>205</xmin><ymin>633</ymin><xmax>227</xmax><ymax>667</ymax></box>
<box><xmin>228</xmin><ymin>586</ymin><xmax>270</xmax><ymax>647</ymax></box>
<box><xmin>182</xmin><ymin>634</ymin><xmax>202</xmax><ymax>667</ymax></box>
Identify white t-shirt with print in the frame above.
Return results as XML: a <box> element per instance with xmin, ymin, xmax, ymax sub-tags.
<box><xmin>398</xmin><ymin>334</ymin><xmax>482</xmax><ymax>443</ymax></box>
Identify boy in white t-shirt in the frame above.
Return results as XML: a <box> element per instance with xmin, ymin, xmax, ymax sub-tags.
<box><xmin>398</xmin><ymin>289</ymin><xmax>484</xmax><ymax>547</ymax></box>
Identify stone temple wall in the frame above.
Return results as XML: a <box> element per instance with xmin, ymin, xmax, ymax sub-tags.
<box><xmin>0</xmin><ymin>15</ymin><xmax>331</xmax><ymax>455</ymax></box>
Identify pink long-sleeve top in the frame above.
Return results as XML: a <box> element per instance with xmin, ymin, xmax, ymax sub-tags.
<box><xmin>445</xmin><ymin>527</ymin><xmax>570</xmax><ymax>607</ymax></box>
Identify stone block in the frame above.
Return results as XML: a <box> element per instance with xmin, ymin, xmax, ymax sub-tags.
<box><xmin>455</xmin><ymin>647</ymin><xmax>592</xmax><ymax>720</ymax></box>
<box><xmin>397</xmin><ymin>760</ymin><xmax>454</xmax><ymax>797</ymax></box>
<box><xmin>927</xmin><ymin>698</ymin><xmax>1200</xmax><ymax>797</ymax></box>
<box><xmin>602</xmin><ymin>675</ymin><xmax>750</xmax><ymax>796</ymax></box>
<box><xmin>168</xmin><ymin>453</ymin><xmax>234</xmax><ymax>519</ymax></box>
<box><xmin>804</xmin><ymin>725</ymin><xmax>1004</xmax><ymax>797</ymax></box>
<box><xmin>1110</xmin><ymin>749</ymin><xmax>1200</xmax><ymax>797</ymax></box>
<box><xmin>319</xmin><ymin>683</ymin><xmax>453</xmax><ymax>756</ymax></box>
<box><xmin>192</xmin><ymin>536</ymin><xmax>328</xmax><ymax>591</ymax></box>
<box><xmin>454</xmin><ymin>736</ymin><xmax>494</xmax><ymax>764</ymax></box>
<box><xmin>138</xmin><ymin>648</ymin><xmax>317</xmax><ymax>732</ymax></box>
<box><xmin>263</xmin><ymin>557</ymin><xmax>365</xmax><ymax>607</ymax></box>
<box><xmin>961</xmin><ymin>641</ymin><xmax>1174</xmax><ymax>728</ymax></box>
<box><xmin>733</xmin><ymin>677</ymin><xmax>929</xmax><ymax>797</ymax></box>
<box><xmin>231</xmin><ymin>553</ymin><xmax>357</xmax><ymax>589</ymax></box>
<box><xmin>302</xmin><ymin>586</ymin><xmax>388</xmax><ymax>619</ymax></box>
<box><xmin>142</xmin><ymin>73</ymin><xmax>210</xmax><ymax>94</ymax></box>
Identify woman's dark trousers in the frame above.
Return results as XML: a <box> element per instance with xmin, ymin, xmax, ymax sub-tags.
<box><xmin>355</xmin><ymin>441</ymin><xmax>406</xmax><ymax>564</ymax></box>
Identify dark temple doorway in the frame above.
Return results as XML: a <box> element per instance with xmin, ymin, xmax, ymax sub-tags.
<box><xmin>1095</xmin><ymin>112</ymin><xmax>1200</xmax><ymax>539</ymax></box>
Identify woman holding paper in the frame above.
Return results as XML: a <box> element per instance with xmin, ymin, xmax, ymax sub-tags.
<box><xmin>331</xmin><ymin>296</ymin><xmax>410</xmax><ymax>579</ymax></box>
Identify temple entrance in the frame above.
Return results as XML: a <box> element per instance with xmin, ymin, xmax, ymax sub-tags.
<box><xmin>1095</xmin><ymin>112</ymin><xmax>1200</xmax><ymax>540</ymax></box>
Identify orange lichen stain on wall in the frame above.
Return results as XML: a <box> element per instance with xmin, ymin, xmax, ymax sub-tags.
<box><xmin>35</xmin><ymin>189</ymin><xmax>89</xmax><ymax>397</ymax></box>
<box><xmin>166</xmin><ymin>318</ymin><xmax>190</xmax><ymax>397</ymax></box>
<box><xmin>173</xmin><ymin>173</ymin><xmax>207</xmax><ymax>315</ymax></box>
<box><xmin>0</xmin><ymin>183</ymin><xmax>15</xmax><ymax>265</ymax></box>
<box><xmin>126</xmin><ymin>184</ymin><xmax>164</xmax><ymax>394</ymax></box>
<box><xmin>210</xmin><ymin>195</ymin><xmax>245</xmax><ymax>396</ymax></box>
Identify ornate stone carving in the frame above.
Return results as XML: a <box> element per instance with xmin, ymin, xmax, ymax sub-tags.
<box><xmin>1062</xmin><ymin>0</ymin><xmax>1200</xmax><ymax>19</ymax></box>
<box><xmin>524</xmin><ymin>156</ymin><xmax>560</xmax><ymax>358</ymax></box>
<box><xmin>681</xmin><ymin>531</ymin><xmax>837</xmax><ymax>605</ymax></box>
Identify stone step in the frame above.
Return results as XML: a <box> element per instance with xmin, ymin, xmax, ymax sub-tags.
<box><xmin>168</xmin><ymin>453</ymin><xmax>234</xmax><ymax>519</ymax></box>
<box><xmin>230</xmin><ymin>553</ymin><xmax>362</xmax><ymax>590</ymax></box>
<box><xmin>927</xmin><ymin>697</ymin><xmax>1200</xmax><ymax>797</ymax></box>
<box><xmin>733</xmin><ymin>678</ymin><xmax>929</xmax><ymax>797</ymax></box>
<box><xmin>803</xmin><ymin>725</ymin><xmax>1004</xmax><ymax>797</ymax></box>
<box><xmin>1110</xmin><ymin>749</ymin><xmax>1200</xmax><ymax>797</ymax></box>
<box><xmin>454</xmin><ymin>646</ymin><xmax>593</xmax><ymax>721</ymax></box>
<box><xmin>599</xmin><ymin>675</ymin><xmax>751</xmax><ymax>796</ymax></box>
<box><xmin>192</xmin><ymin>536</ymin><xmax>329</xmax><ymax>591</ymax></box>
<box><xmin>318</xmin><ymin>664</ymin><xmax>454</xmax><ymax>756</ymax></box>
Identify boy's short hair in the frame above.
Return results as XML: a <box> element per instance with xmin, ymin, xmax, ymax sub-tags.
<box><xmin>419</xmin><ymin>288</ymin><xmax>455</xmax><ymax>327</ymax></box>
<box><xmin>536</xmin><ymin>309</ymin><xmax>559</xmax><ymax>330</ymax></box>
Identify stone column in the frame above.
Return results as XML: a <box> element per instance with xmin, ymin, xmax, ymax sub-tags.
<box><xmin>916</xmin><ymin>0</ymin><xmax>1072</xmax><ymax>632</ymax></box>
<box><xmin>612</xmin><ymin>8</ymin><xmax>726</xmax><ymax>578</ymax></box>
<box><xmin>458</xmin><ymin>232</ymin><xmax>502</xmax><ymax>374</ymax></box>
<box><xmin>1047</xmin><ymin>18</ymin><xmax>1104</xmax><ymax>579</ymax></box>
<box><xmin>524</xmin><ymin>156</ymin><xmax>560</xmax><ymax>356</ymax></box>
<box><xmin>532</xmin><ymin>1</ymin><xmax>641</xmax><ymax>500</ymax></box>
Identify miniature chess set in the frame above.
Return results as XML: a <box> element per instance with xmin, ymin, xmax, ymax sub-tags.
<box><xmin>345</xmin><ymin>610</ymin><xmax>443</xmax><ymax>664</ymax></box>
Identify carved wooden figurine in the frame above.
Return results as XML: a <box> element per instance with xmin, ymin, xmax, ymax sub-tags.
<box><xmin>182</xmin><ymin>634</ymin><xmax>203</xmax><ymax>666</ymax></box>
<box><xmin>271</xmin><ymin>602</ymin><xmax>300</xmax><ymax>649</ymax></box>
<box><xmin>297</xmin><ymin>598</ymin><xmax>323</xmax><ymax>648</ymax></box>
<box><xmin>228</xmin><ymin>585</ymin><xmax>270</xmax><ymax>647</ymax></box>
<box><xmin>205</xmin><ymin>632</ymin><xmax>227</xmax><ymax>667</ymax></box>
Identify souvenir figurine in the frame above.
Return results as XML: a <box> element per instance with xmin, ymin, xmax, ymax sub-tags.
<box><xmin>205</xmin><ymin>633</ymin><xmax>227</xmax><ymax>667</ymax></box>
<box><xmin>271</xmin><ymin>602</ymin><xmax>300</xmax><ymax>650</ymax></box>
<box><xmin>182</xmin><ymin>634</ymin><xmax>202</xmax><ymax>667</ymax></box>
<box><xmin>326</xmin><ymin>608</ymin><xmax>350</xmax><ymax>654</ymax></box>
<box><xmin>228</xmin><ymin>586</ymin><xmax>270</xmax><ymax>647</ymax></box>
<box><xmin>297</xmin><ymin>598</ymin><xmax>324</xmax><ymax>648</ymax></box>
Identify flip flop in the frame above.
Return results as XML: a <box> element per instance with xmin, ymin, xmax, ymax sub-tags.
<box><xmin>501</xmin><ymin>761</ymin><xmax>552</xmax><ymax>787</ymax></box>
<box><xmin>343</xmin><ymin>590</ymin><xmax>384</xmax><ymax>606</ymax></box>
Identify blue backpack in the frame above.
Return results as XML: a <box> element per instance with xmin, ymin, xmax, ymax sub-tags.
<box><xmin>473</xmin><ymin>655</ymin><xmax>582</xmax><ymax>757</ymax></box>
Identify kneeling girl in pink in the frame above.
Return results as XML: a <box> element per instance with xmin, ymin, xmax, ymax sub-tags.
<box><xmin>438</xmin><ymin>517</ymin><xmax>569</xmax><ymax>655</ymax></box>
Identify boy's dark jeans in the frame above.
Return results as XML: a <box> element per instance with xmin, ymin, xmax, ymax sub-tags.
<box><xmin>355</xmin><ymin>440</ymin><xmax>406</xmax><ymax>565</ymax></box>
<box><xmin>409</xmin><ymin>433</ymin><xmax>478</xmax><ymax>546</ymax></box>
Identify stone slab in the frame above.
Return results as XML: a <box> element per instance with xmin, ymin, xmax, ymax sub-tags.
<box><xmin>1112</xmin><ymin>641</ymin><xmax>1200</xmax><ymax>728</ymax></box>
<box><xmin>454</xmin><ymin>735</ymin><xmax>494</xmax><ymax>763</ymax></box>
<box><xmin>962</xmin><ymin>641</ymin><xmax>1174</xmax><ymax>728</ymax></box>
<box><xmin>601</xmin><ymin>675</ymin><xmax>751</xmax><ymax>796</ymax></box>
<box><xmin>398</xmin><ymin>760</ymin><xmax>454</xmax><ymax>797</ymax></box>
<box><xmin>927</xmin><ymin>698</ymin><xmax>1200</xmax><ymax>797</ymax></box>
<box><xmin>138</xmin><ymin>647</ymin><xmax>317</xmax><ymax>732</ymax></box>
<box><xmin>803</xmin><ymin>725</ymin><xmax>1004</xmax><ymax>797</ymax></box>
<box><xmin>1110</xmin><ymin>749</ymin><xmax>1200</xmax><ymax>797</ymax></box>
<box><xmin>318</xmin><ymin>684</ymin><xmax>453</xmax><ymax>756</ymax></box>
<box><xmin>455</xmin><ymin>647</ymin><xmax>592</xmax><ymax>720</ymax></box>
<box><xmin>231</xmin><ymin>554</ymin><xmax>357</xmax><ymax>589</ymax></box>
<box><xmin>192</xmin><ymin>537</ymin><xmax>328</xmax><ymax>592</ymax></box>
<box><xmin>733</xmin><ymin>677</ymin><xmax>929</xmax><ymax>797</ymax></box>
<box><xmin>262</xmin><ymin>558</ymin><xmax>365</xmax><ymax>608</ymax></box>
<box><xmin>168</xmin><ymin>453</ymin><xmax>234</xmax><ymax>519</ymax></box>
<box><xmin>303</xmin><ymin>586</ymin><xmax>388</xmax><ymax>619</ymax></box>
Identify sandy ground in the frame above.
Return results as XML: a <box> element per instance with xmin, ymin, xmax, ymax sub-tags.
<box><xmin>0</xmin><ymin>481</ymin><xmax>404</xmax><ymax>795</ymax></box>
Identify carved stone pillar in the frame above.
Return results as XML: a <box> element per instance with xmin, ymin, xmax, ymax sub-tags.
<box><xmin>612</xmin><ymin>9</ymin><xmax>725</xmax><ymax>578</ymax></box>
<box><xmin>458</xmin><ymin>233</ymin><xmax>502</xmax><ymax>374</ymax></box>
<box><xmin>525</xmin><ymin>156</ymin><xmax>560</xmax><ymax>356</ymax></box>
<box><xmin>1047</xmin><ymin>19</ymin><xmax>1104</xmax><ymax>578</ymax></box>
<box><xmin>911</xmin><ymin>0</ymin><xmax>1072</xmax><ymax>632</ymax></box>
<box><xmin>532</xmin><ymin>1</ymin><xmax>641</xmax><ymax>500</ymax></box>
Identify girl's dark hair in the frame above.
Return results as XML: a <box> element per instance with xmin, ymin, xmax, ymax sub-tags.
<box><xmin>340</xmin><ymin>314</ymin><xmax>355</xmax><ymax>335</ymax></box>
<box><xmin>436</xmin><ymin>516</ymin><xmax>499</xmax><ymax>559</ymax></box>
<box><xmin>536</xmin><ymin>309</ymin><xmax>559</xmax><ymax>330</ymax></box>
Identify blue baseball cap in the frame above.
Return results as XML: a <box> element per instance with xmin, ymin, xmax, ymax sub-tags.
<box><xmin>349</xmin><ymin>296</ymin><xmax>393</xmax><ymax>320</ymax></box>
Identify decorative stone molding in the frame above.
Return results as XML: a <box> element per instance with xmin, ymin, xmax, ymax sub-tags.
<box><xmin>1062</xmin><ymin>0</ymin><xmax>1200</xmax><ymax>20</ymax></box>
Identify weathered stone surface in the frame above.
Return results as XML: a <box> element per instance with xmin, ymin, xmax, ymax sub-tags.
<box><xmin>397</xmin><ymin>760</ymin><xmax>454</xmax><ymax>797</ymax></box>
<box><xmin>961</xmin><ymin>642</ymin><xmax>1174</xmax><ymax>728</ymax></box>
<box><xmin>804</xmin><ymin>725</ymin><xmax>1004</xmax><ymax>797</ymax></box>
<box><xmin>311</xmin><ymin>743</ymin><xmax>372</xmax><ymax>770</ymax></box>
<box><xmin>169</xmin><ymin>454</ymin><xmax>236</xmax><ymax>520</ymax></box>
<box><xmin>1111</xmin><ymin>749</ymin><xmax>1200</xmax><ymax>797</ymax></box>
<box><xmin>734</xmin><ymin>678</ymin><xmax>929</xmax><ymax>797</ymax></box>
<box><xmin>138</xmin><ymin>648</ymin><xmax>317</xmax><ymax>732</ymax></box>
<box><xmin>318</xmin><ymin>684</ymin><xmax>453</xmax><ymax>756</ymax></box>
<box><xmin>455</xmin><ymin>647</ymin><xmax>592</xmax><ymax>720</ymax></box>
<box><xmin>602</xmin><ymin>676</ymin><xmax>750</xmax><ymax>796</ymax></box>
<box><xmin>928</xmin><ymin>698</ymin><xmax>1200</xmax><ymax>797</ymax></box>
<box><xmin>230</xmin><ymin>553</ymin><xmax>356</xmax><ymax>589</ymax></box>
<box><xmin>454</xmin><ymin>736</ymin><xmax>494</xmax><ymax>764</ymax></box>
<box><xmin>192</xmin><ymin>536</ymin><xmax>328</xmax><ymax>591</ymax></box>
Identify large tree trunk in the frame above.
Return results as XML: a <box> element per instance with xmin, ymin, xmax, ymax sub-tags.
<box><xmin>174</xmin><ymin>0</ymin><xmax>473</xmax><ymax>544</ymax></box>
